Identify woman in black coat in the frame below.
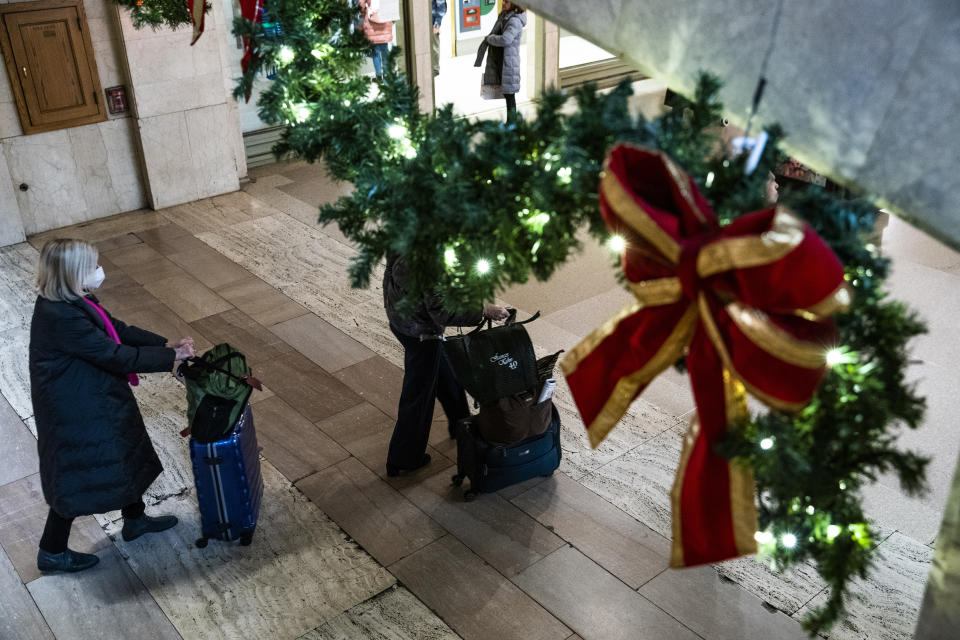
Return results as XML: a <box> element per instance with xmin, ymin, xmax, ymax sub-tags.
<box><xmin>30</xmin><ymin>239</ymin><xmax>195</xmax><ymax>573</ymax></box>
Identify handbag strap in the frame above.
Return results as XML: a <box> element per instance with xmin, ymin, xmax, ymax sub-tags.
<box><xmin>468</xmin><ymin>308</ymin><xmax>540</xmax><ymax>335</ymax></box>
<box><xmin>83</xmin><ymin>298</ymin><xmax>139</xmax><ymax>387</ymax></box>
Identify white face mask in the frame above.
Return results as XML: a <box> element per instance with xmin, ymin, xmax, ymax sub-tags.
<box><xmin>84</xmin><ymin>266</ymin><xmax>105</xmax><ymax>290</ymax></box>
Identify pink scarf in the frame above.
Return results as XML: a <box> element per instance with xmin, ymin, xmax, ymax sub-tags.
<box><xmin>83</xmin><ymin>298</ymin><xmax>139</xmax><ymax>387</ymax></box>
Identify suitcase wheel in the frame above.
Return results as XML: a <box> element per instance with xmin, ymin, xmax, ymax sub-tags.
<box><xmin>542</xmin><ymin>471</ymin><xmax>554</xmax><ymax>478</ymax></box>
<box><xmin>464</xmin><ymin>489</ymin><xmax>478</xmax><ymax>502</ymax></box>
<box><xmin>240</xmin><ymin>532</ymin><xmax>254</xmax><ymax>546</ymax></box>
<box><xmin>451</xmin><ymin>474</ymin><xmax>464</xmax><ymax>487</ymax></box>
<box><xmin>195</xmin><ymin>537</ymin><xmax>209</xmax><ymax>549</ymax></box>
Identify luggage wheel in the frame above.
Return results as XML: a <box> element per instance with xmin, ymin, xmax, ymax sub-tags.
<box><xmin>451</xmin><ymin>474</ymin><xmax>464</xmax><ymax>487</ymax></box>
<box><xmin>463</xmin><ymin>489</ymin><xmax>478</xmax><ymax>502</ymax></box>
<box><xmin>195</xmin><ymin>537</ymin><xmax>209</xmax><ymax>549</ymax></box>
<box><xmin>542</xmin><ymin>471</ymin><xmax>554</xmax><ymax>478</ymax></box>
<box><xmin>240</xmin><ymin>532</ymin><xmax>254</xmax><ymax>546</ymax></box>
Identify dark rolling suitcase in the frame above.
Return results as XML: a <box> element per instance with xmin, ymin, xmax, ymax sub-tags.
<box><xmin>451</xmin><ymin>404</ymin><xmax>561</xmax><ymax>500</ymax></box>
<box><xmin>190</xmin><ymin>403</ymin><xmax>264</xmax><ymax>547</ymax></box>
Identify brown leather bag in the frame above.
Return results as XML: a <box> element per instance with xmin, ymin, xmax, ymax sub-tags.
<box><xmin>476</xmin><ymin>394</ymin><xmax>553</xmax><ymax>444</ymax></box>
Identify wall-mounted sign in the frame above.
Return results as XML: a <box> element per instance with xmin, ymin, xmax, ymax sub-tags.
<box><xmin>105</xmin><ymin>86</ymin><xmax>127</xmax><ymax>115</ymax></box>
<box><xmin>459</xmin><ymin>0</ymin><xmax>481</xmax><ymax>32</ymax></box>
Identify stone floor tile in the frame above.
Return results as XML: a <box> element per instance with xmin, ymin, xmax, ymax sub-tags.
<box><xmin>247</xmin><ymin>383</ymin><xmax>275</xmax><ymax>404</ymax></box>
<box><xmin>160</xmin><ymin>197</ymin><xmax>261</xmax><ymax>234</ymax></box>
<box><xmin>713</xmin><ymin>555</ymin><xmax>828</xmax><ymax>616</ymax></box>
<box><xmin>0</xmin><ymin>243</ymin><xmax>40</xmax><ymax>333</ymax></box>
<box><xmin>255</xmin><ymin>351</ymin><xmax>365</xmax><ymax>422</ymax></box>
<box><xmin>93</xmin><ymin>232</ymin><xmax>143</xmax><ymax>252</ymax></box>
<box><xmin>251</xmin><ymin>396</ymin><xmax>350</xmax><ymax>482</ymax></box>
<box><xmin>0</xmin><ymin>474</ymin><xmax>112</xmax><ymax>583</ymax></box>
<box><xmin>579</xmin><ymin>428</ymin><xmax>681</xmax><ymax>540</ymax></box>
<box><xmin>133</xmin><ymin>222</ymin><xmax>193</xmax><ymax>255</ymax></box>
<box><xmin>510</xmin><ymin>474</ymin><xmax>671</xmax><ymax>588</ymax></box>
<box><xmin>110</xmin><ymin>462</ymin><xmax>395</xmax><ymax>640</ymax></box>
<box><xmin>639</xmin><ymin>564</ymin><xmax>808</xmax><ymax>640</ymax></box>
<box><xmin>97</xmin><ymin>254</ymin><xmax>138</xmax><ymax>291</ymax></box>
<box><xmin>168</xmin><ymin>243</ymin><xmax>254</xmax><ymax>290</ymax></box>
<box><xmin>95</xmin><ymin>283</ymin><xmax>214</xmax><ymax>352</ymax></box>
<box><xmin>0</xmin><ymin>326</ymin><xmax>32</xmax><ymax>421</ymax></box>
<box><xmin>26</xmin><ymin>546</ymin><xmax>182</xmax><ymax>640</ymax></box>
<box><xmin>794</xmin><ymin>532</ymin><xmax>933</xmax><ymax>640</ymax></box>
<box><xmin>101</xmin><ymin>243</ymin><xmax>188</xmax><ymax>284</ymax></box>
<box><xmin>403</xmin><ymin>470</ymin><xmax>565</xmax><ymax>577</ymax></box>
<box><xmin>390</xmin><ymin>535</ymin><xmax>570</xmax><ymax>640</ymax></box>
<box><xmin>190</xmin><ymin>308</ymin><xmax>294</xmax><ymax>366</ymax></box>
<box><xmin>333</xmin><ymin>355</ymin><xmax>405</xmax><ymax>419</ymax></box>
<box><xmin>314</xmin><ymin>402</ymin><xmax>395</xmax><ymax>448</ymax></box>
<box><xmin>27</xmin><ymin>210</ymin><xmax>168</xmax><ymax>250</ymax></box>
<box><xmin>512</xmin><ymin>546</ymin><xmax>699</xmax><ymax>640</ymax></box>
<box><xmin>299</xmin><ymin>585</ymin><xmax>460</xmax><ymax>640</ymax></box>
<box><xmin>270</xmin><ymin>313</ymin><xmax>376</xmax><ymax>373</ymax></box>
<box><xmin>144</xmin><ymin>273</ymin><xmax>234</xmax><ymax>322</ymax></box>
<box><xmin>345</xmin><ymin>428</ymin><xmax>453</xmax><ymax>491</ymax></box>
<box><xmin>0</xmin><ymin>393</ymin><xmax>38</xmax><ymax>487</ymax></box>
<box><xmin>427</xmin><ymin>419</ymin><xmax>458</xmax><ymax>461</ymax></box>
<box><xmin>213</xmin><ymin>276</ymin><xmax>310</xmax><ymax>326</ymax></box>
<box><xmin>297</xmin><ymin>457</ymin><xmax>445</xmax><ymax>566</ymax></box>
<box><xmin>0</xmin><ymin>545</ymin><xmax>52</xmax><ymax>639</ymax></box>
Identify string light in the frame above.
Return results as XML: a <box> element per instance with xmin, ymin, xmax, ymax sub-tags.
<box><xmin>557</xmin><ymin>166</ymin><xmax>573</xmax><ymax>184</ymax></box>
<box><xmin>278</xmin><ymin>46</ymin><xmax>295</xmax><ymax>65</ymax></box>
<box><xmin>826</xmin><ymin>524</ymin><xmax>841</xmax><ymax>541</ymax></box>
<box><xmin>387</xmin><ymin>123</ymin><xmax>407</xmax><ymax>139</ymax></box>
<box><xmin>705</xmin><ymin>171</ymin><xmax>715</xmax><ymax>188</ymax></box>
<box><xmin>826</xmin><ymin>348</ymin><xmax>847</xmax><ymax>367</ymax></box>
<box><xmin>781</xmin><ymin>533</ymin><xmax>797</xmax><ymax>549</ymax></box>
<box><xmin>754</xmin><ymin>531</ymin><xmax>774</xmax><ymax>544</ymax></box>
<box><xmin>292</xmin><ymin>104</ymin><xmax>310</xmax><ymax>123</ymax></box>
<box><xmin>759</xmin><ymin>437</ymin><xmax>774</xmax><ymax>450</ymax></box>
<box><xmin>444</xmin><ymin>248</ymin><xmax>457</xmax><ymax>268</ymax></box>
<box><xmin>476</xmin><ymin>259</ymin><xmax>491</xmax><ymax>275</ymax></box>
<box><xmin>607</xmin><ymin>235</ymin><xmax>626</xmax><ymax>253</ymax></box>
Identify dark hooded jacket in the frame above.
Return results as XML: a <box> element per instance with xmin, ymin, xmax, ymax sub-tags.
<box><xmin>383</xmin><ymin>254</ymin><xmax>483</xmax><ymax>339</ymax></box>
<box><xmin>29</xmin><ymin>295</ymin><xmax>175</xmax><ymax>518</ymax></box>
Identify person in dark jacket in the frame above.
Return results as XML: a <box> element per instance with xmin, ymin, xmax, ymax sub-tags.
<box><xmin>478</xmin><ymin>1</ymin><xmax>526</xmax><ymax>118</ymax></box>
<box><xmin>30</xmin><ymin>239</ymin><xmax>195</xmax><ymax>573</ymax></box>
<box><xmin>383</xmin><ymin>253</ymin><xmax>507</xmax><ymax>476</ymax></box>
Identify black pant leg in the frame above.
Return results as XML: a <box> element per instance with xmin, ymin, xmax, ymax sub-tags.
<box><xmin>388</xmin><ymin>329</ymin><xmax>442</xmax><ymax>468</ymax></box>
<box><xmin>39</xmin><ymin>508</ymin><xmax>74</xmax><ymax>554</ymax></box>
<box><xmin>504</xmin><ymin>93</ymin><xmax>517</xmax><ymax>118</ymax></box>
<box><xmin>121</xmin><ymin>498</ymin><xmax>145</xmax><ymax>520</ymax></box>
<box><xmin>435</xmin><ymin>347</ymin><xmax>470</xmax><ymax>434</ymax></box>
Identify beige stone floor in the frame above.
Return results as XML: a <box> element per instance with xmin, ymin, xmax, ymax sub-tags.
<box><xmin>0</xmin><ymin>159</ymin><xmax>955</xmax><ymax>640</ymax></box>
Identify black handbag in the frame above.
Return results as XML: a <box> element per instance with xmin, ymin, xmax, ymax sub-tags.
<box><xmin>442</xmin><ymin>310</ymin><xmax>540</xmax><ymax>406</ymax></box>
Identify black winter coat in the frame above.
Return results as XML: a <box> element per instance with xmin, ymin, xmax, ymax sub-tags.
<box><xmin>29</xmin><ymin>295</ymin><xmax>176</xmax><ymax>518</ymax></box>
<box><xmin>383</xmin><ymin>254</ymin><xmax>483</xmax><ymax>339</ymax></box>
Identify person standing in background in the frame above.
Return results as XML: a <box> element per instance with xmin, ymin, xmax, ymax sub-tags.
<box><xmin>478</xmin><ymin>1</ymin><xmax>526</xmax><ymax>119</ymax></box>
<box><xmin>431</xmin><ymin>0</ymin><xmax>447</xmax><ymax>77</ymax></box>
<box><xmin>360</xmin><ymin>0</ymin><xmax>395</xmax><ymax>77</ymax></box>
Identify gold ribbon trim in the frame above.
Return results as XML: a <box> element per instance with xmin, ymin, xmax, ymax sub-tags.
<box><xmin>629</xmin><ymin>277</ymin><xmax>683</xmax><ymax>307</ymax></box>
<box><xmin>799</xmin><ymin>282</ymin><xmax>853</xmax><ymax>319</ymax></box>
<box><xmin>600</xmin><ymin>166</ymin><xmax>681</xmax><ymax>264</ymax></box>
<box><xmin>585</xmin><ymin>303</ymin><xmax>698</xmax><ymax>448</ymax></box>
<box><xmin>726</xmin><ymin>302</ymin><xmax>828</xmax><ymax>369</ymax></box>
<box><xmin>696</xmin><ymin>206</ymin><xmax>806</xmax><ymax>278</ymax></box>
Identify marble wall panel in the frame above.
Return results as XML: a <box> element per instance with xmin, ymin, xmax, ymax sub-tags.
<box><xmin>3</xmin><ymin>131</ymin><xmax>89</xmax><ymax>235</ymax></box>
<box><xmin>0</xmin><ymin>100</ymin><xmax>23</xmax><ymax>139</ymax></box>
<box><xmin>69</xmin><ymin>126</ymin><xmax>121</xmax><ymax>218</ymax></box>
<box><xmin>100</xmin><ymin>118</ymin><xmax>148</xmax><ymax>212</ymax></box>
<box><xmin>138</xmin><ymin>112</ymin><xmax>199</xmax><ymax>209</ymax></box>
<box><xmin>185</xmin><ymin>104</ymin><xmax>241</xmax><ymax>199</ymax></box>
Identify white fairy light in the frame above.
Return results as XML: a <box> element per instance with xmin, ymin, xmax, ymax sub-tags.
<box><xmin>781</xmin><ymin>533</ymin><xmax>797</xmax><ymax>549</ymax></box>
<box><xmin>293</xmin><ymin>104</ymin><xmax>310</xmax><ymax>123</ymax></box>
<box><xmin>476</xmin><ymin>259</ymin><xmax>491</xmax><ymax>275</ymax></box>
<box><xmin>278</xmin><ymin>45</ymin><xmax>295</xmax><ymax>65</ymax></box>
<box><xmin>705</xmin><ymin>171</ymin><xmax>715</xmax><ymax>188</ymax></box>
<box><xmin>444</xmin><ymin>248</ymin><xmax>457</xmax><ymax>268</ymax></box>
<box><xmin>344</xmin><ymin>99</ymin><xmax>351</xmax><ymax>107</ymax></box>
<box><xmin>607</xmin><ymin>235</ymin><xmax>626</xmax><ymax>253</ymax></box>
<box><xmin>759</xmin><ymin>437</ymin><xmax>774</xmax><ymax>450</ymax></box>
<box><xmin>387</xmin><ymin>123</ymin><xmax>407</xmax><ymax>139</ymax></box>
<box><xmin>557</xmin><ymin>166</ymin><xmax>573</xmax><ymax>184</ymax></box>
<box><xmin>826</xmin><ymin>524</ymin><xmax>841</xmax><ymax>540</ymax></box>
<box><xmin>806</xmin><ymin>505</ymin><xmax>815</xmax><ymax>515</ymax></box>
<box><xmin>754</xmin><ymin>530</ymin><xmax>773</xmax><ymax>544</ymax></box>
<box><xmin>826</xmin><ymin>348</ymin><xmax>846</xmax><ymax>367</ymax></box>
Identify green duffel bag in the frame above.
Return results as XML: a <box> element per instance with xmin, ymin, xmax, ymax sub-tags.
<box><xmin>177</xmin><ymin>343</ymin><xmax>260</xmax><ymax>443</ymax></box>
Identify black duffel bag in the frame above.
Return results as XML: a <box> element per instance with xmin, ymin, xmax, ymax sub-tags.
<box><xmin>442</xmin><ymin>310</ymin><xmax>540</xmax><ymax>406</ymax></box>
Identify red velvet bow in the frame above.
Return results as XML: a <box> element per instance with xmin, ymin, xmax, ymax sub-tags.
<box><xmin>560</xmin><ymin>145</ymin><xmax>850</xmax><ymax>567</ymax></box>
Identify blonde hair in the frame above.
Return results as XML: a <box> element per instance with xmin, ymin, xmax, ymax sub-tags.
<box><xmin>36</xmin><ymin>239</ymin><xmax>99</xmax><ymax>302</ymax></box>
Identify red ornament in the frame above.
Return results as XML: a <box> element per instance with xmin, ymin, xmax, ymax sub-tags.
<box><xmin>560</xmin><ymin>145</ymin><xmax>850</xmax><ymax>567</ymax></box>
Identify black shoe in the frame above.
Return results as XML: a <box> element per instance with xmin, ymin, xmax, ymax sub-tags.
<box><xmin>37</xmin><ymin>548</ymin><xmax>100</xmax><ymax>573</ymax></box>
<box><xmin>386</xmin><ymin>454</ymin><xmax>431</xmax><ymax>478</ymax></box>
<box><xmin>121</xmin><ymin>513</ymin><xmax>179</xmax><ymax>542</ymax></box>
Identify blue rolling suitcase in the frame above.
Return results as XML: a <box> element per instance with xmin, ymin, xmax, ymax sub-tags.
<box><xmin>189</xmin><ymin>404</ymin><xmax>264</xmax><ymax>547</ymax></box>
<box><xmin>451</xmin><ymin>404</ymin><xmax>561</xmax><ymax>500</ymax></box>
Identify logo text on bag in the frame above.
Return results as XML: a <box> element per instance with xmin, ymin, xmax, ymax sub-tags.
<box><xmin>490</xmin><ymin>352</ymin><xmax>519</xmax><ymax>370</ymax></box>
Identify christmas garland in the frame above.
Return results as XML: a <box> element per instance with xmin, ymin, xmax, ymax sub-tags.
<box><xmin>111</xmin><ymin>0</ymin><xmax>195</xmax><ymax>30</ymax></box>
<box><xmin>234</xmin><ymin>2</ymin><xmax>929</xmax><ymax>634</ymax></box>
